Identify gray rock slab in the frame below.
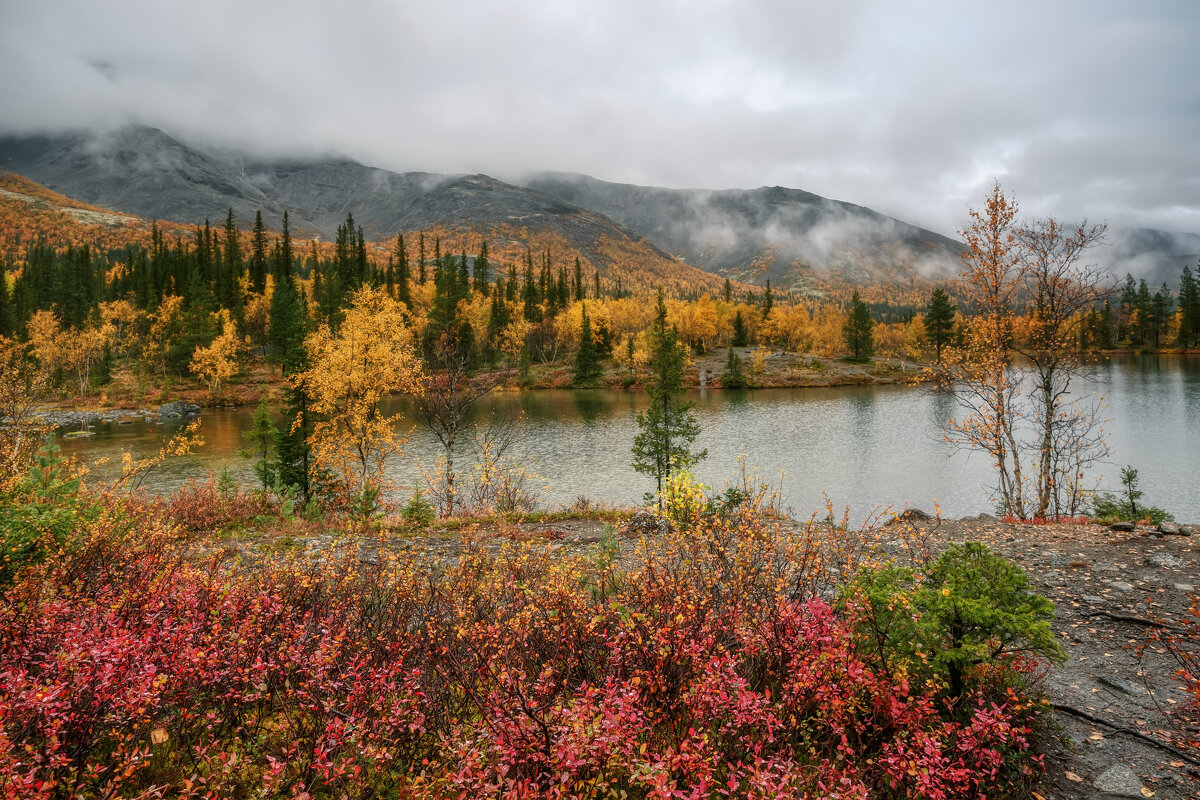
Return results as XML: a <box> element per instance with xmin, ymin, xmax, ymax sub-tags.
<box><xmin>1091</xmin><ymin>764</ymin><xmax>1145</xmax><ymax>797</ymax></box>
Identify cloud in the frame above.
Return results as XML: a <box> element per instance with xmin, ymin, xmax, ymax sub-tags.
<box><xmin>1</xmin><ymin>0</ymin><xmax>1197</xmax><ymax>237</ymax></box>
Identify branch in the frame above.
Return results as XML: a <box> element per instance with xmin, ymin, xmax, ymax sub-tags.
<box><xmin>1050</xmin><ymin>703</ymin><xmax>1200</xmax><ymax>770</ymax></box>
<box><xmin>1082</xmin><ymin>610</ymin><xmax>1186</xmax><ymax>633</ymax></box>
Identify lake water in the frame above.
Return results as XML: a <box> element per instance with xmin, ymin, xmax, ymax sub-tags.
<box><xmin>58</xmin><ymin>355</ymin><xmax>1200</xmax><ymax>522</ymax></box>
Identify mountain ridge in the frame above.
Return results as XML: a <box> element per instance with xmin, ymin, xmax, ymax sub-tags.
<box><xmin>2</xmin><ymin>125</ymin><xmax>1196</xmax><ymax>293</ymax></box>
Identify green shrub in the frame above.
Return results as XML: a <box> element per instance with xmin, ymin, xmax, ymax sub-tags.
<box><xmin>844</xmin><ymin>542</ymin><xmax>1065</xmax><ymax>701</ymax></box>
<box><xmin>0</xmin><ymin>436</ymin><xmax>100</xmax><ymax>587</ymax></box>
<box><xmin>1091</xmin><ymin>465</ymin><xmax>1173</xmax><ymax>525</ymax></box>
<box><xmin>401</xmin><ymin>489</ymin><xmax>436</xmax><ymax>527</ymax></box>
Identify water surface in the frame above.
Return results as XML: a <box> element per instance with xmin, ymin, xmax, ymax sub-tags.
<box><xmin>59</xmin><ymin>355</ymin><xmax>1200</xmax><ymax>521</ymax></box>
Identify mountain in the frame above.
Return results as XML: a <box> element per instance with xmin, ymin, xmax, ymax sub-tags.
<box><xmin>3</xmin><ymin>126</ymin><xmax>1194</xmax><ymax>297</ymax></box>
<box><xmin>521</xmin><ymin>172</ymin><xmax>964</xmax><ymax>292</ymax></box>
<box><xmin>0</xmin><ymin>126</ymin><xmax>726</xmax><ymax>295</ymax></box>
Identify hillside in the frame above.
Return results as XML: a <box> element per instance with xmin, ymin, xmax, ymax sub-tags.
<box><xmin>522</xmin><ymin>172</ymin><xmax>964</xmax><ymax>293</ymax></box>
<box><xmin>0</xmin><ymin>130</ymin><xmax>727</xmax><ymax>296</ymax></box>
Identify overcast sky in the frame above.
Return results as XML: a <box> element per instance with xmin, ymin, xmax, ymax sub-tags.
<box><xmin>2</xmin><ymin>0</ymin><xmax>1197</xmax><ymax>237</ymax></box>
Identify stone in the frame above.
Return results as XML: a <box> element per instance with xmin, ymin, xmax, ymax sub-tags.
<box><xmin>1082</xmin><ymin>595</ymin><xmax>1106</xmax><ymax>603</ymax></box>
<box><xmin>1158</xmin><ymin>520</ymin><xmax>1181</xmax><ymax>535</ymax></box>
<box><xmin>157</xmin><ymin>400</ymin><xmax>201</xmax><ymax>418</ymax></box>
<box><xmin>1091</xmin><ymin>764</ymin><xmax>1145</xmax><ymax>798</ymax></box>
<box><xmin>1179</xmin><ymin>525</ymin><xmax>1196</xmax><ymax>537</ymax></box>
<box><xmin>620</xmin><ymin>510</ymin><xmax>671</xmax><ymax>538</ymax></box>
<box><xmin>1094</xmin><ymin>562</ymin><xmax>1120</xmax><ymax>572</ymax></box>
<box><xmin>1175</xmin><ymin>583</ymin><xmax>1195</xmax><ymax>592</ymax></box>
<box><xmin>1147</xmin><ymin>552</ymin><xmax>1184</xmax><ymax>569</ymax></box>
<box><xmin>1109</xmin><ymin>521</ymin><xmax>1135</xmax><ymax>532</ymax></box>
<box><xmin>1107</xmin><ymin>580</ymin><xmax>1134</xmax><ymax>592</ymax></box>
<box><xmin>1097</xmin><ymin>675</ymin><xmax>1140</xmax><ymax>695</ymax></box>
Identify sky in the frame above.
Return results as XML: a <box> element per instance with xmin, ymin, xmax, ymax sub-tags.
<box><xmin>1</xmin><ymin>0</ymin><xmax>1198</xmax><ymax>238</ymax></box>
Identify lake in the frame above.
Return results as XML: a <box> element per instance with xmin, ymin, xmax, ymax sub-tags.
<box><xmin>58</xmin><ymin>355</ymin><xmax>1200</xmax><ymax>522</ymax></box>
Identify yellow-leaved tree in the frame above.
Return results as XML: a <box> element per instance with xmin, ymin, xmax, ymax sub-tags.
<box><xmin>301</xmin><ymin>286</ymin><xmax>424</xmax><ymax>504</ymax></box>
<box><xmin>189</xmin><ymin>309</ymin><xmax>243</xmax><ymax>392</ymax></box>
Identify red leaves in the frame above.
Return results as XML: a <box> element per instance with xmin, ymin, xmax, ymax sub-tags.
<box><xmin>0</xmin><ymin>518</ymin><xmax>1047</xmax><ymax>798</ymax></box>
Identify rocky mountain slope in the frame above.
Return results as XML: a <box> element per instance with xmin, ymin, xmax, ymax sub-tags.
<box><xmin>3</xmin><ymin>126</ymin><xmax>1195</xmax><ymax>294</ymax></box>
<box><xmin>522</xmin><ymin>172</ymin><xmax>964</xmax><ymax>292</ymax></box>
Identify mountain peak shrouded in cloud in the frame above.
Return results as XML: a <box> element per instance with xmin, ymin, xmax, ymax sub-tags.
<box><xmin>3</xmin><ymin>125</ymin><xmax>1193</xmax><ymax>295</ymax></box>
<box><xmin>1</xmin><ymin>1</ymin><xmax>1197</xmax><ymax>239</ymax></box>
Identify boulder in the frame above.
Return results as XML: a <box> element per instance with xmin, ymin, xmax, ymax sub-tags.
<box><xmin>1109</xmin><ymin>521</ymin><xmax>1135</xmax><ymax>532</ymax></box>
<box><xmin>620</xmin><ymin>510</ymin><xmax>671</xmax><ymax>538</ymax></box>
<box><xmin>157</xmin><ymin>400</ymin><xmax>201</xmax><ymax>419</ymax></box>
<box><xmin>1091</xmin><ymin>764</ymin><xmax>1146</xmax><ymax>798</ymax></box>
<box><xmin>1157</xmin><ymin>520</ymin><xmax>1182</xmax><ymax>535</ymax></box>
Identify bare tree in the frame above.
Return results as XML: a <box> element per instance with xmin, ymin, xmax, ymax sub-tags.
<box><xmin>945</xmin><ymin>182</ymin><xmax>1030</xmax><ymax>517</ymax></box>
<box><xmin>412</xmin><ymin>331</ymin><xmax>500</xmax><ymax>516</ymax></box>
<box><xmin>1015</xmin><ymin>218</ymin><xmax>1110</xmax><ymax>517</ymax></box>
<box><xmin>944</xmin><ymin>184</ymin><xmax>1111</xmax><ymax>519</ymax></box>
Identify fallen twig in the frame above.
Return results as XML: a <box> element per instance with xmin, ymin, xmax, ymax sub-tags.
<box><xmin>1050</xmin><ymin>703</ymin><xmax>1200</xmax><ymax>770</ymax></box>
<box><xmin>1081</xmin><ymin>610</ymin><xmax>1185</xmax><ymax>633</ymax></box>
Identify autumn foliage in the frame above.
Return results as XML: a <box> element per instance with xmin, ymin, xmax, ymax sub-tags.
<box><xmin>0</xmin><ymin>480</ymin><xmax>1058</xmax><ymax>800</ymax></box>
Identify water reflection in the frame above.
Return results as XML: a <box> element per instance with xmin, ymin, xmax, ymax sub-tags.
<box><xmin>59</xmin><ymin>356</ymin><xmax>1200</xmax><ymax>521</ymax></box>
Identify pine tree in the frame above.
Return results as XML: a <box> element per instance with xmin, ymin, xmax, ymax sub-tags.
<box><xmin>573</xmin><ymin>302</ymin><xmax>602</xmax><ymax>385</ymax></box>
<box><xmin>843</xmin><ymin>290</ymin><xmax>875</xmax><ymax>361</ymax></box>
<box><xmin>0</xmin><ymin>263</ymin><xmax>11</xmax><ymax>338</ymax></box>
<box><xmin>267</xmin><ymin>272</ymin><xmax>305</xmax><ymax>372</ymax></box>
<box><xmin>924</xmin><ymin>287</ymin><xmax>956</xmax><ymax>363</ymax></box>
<box><xmin>731</xmin><ymin>309</ymin><xmax>748</xmax><ymax>347</ymax></box>
<box><xmin>722</xmin><ymin>277</ymin><xmax>733</xmax><ymax>304</ymax></box>
<box><xmin>573</xmin><ymin>256</ymin><xmax>584</xmax><ymax>301</ymax></box>
<box><xmin>250</xmin><ymin>211</ymin><xmax>268</xmax><ymax>294</ymax></box>
<box><xmin>241</xmin><ymin>399</ymin><xmax>278</xmax><ymax>489</ymax></box>
<box><xmin>1179</xmin><ymin>263</ymin><xmax>1199</xmax><ymax>348</ymax></box>
<box><xmin>394</xmin><ymin>234</ymin><xmax>411</xmax><ymax>307</ymax></box>
<box><xmin>632</xmin><ymin>290</ymin><xmax>706</xmax><ymax>506</ymax></box>
<box><xmin>761</xmin><ymin>279</ymin><xmax>773</xmax><ymax>319</ymax></box>
<box><xmin>473</xmin><ymin>241</ymin><xmax>490</xmax><ymax>296</ymax></box>
<box><xmin>418</xmin><ymin>233</ymin><xmax>428</xmax><ymax>284</ymax></box>
<box><xmin>720</xmin><ymin>346</ymin><xmax>746</xmax><ymax>389</ymax></box>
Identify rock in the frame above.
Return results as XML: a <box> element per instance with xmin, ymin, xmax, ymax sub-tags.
<box><xmin>1147</xmin><ymin>552</ymin><xmax>1184</xmax><ymax>569</ymax></box>
<box><xmin>1175</xmin><ymin>583</ymin><xmax>1196</xmax><ymax>592</ymax></box>
<box><xmin>1094</xmin><ymin>562</ymin><xmax>1120</xmax><ymax>572</ymax></box>
<box><xmin>1107</xmin><ymin>580</ymin><xmax>1134</xmax><ymax>592</ymax></box>
<box><xmin>1097</xmin><ymin>675</ymin><xmax>1140</xmax><ymax>695</ymax></box>
<box><xmin>1178</xmin><ymin>524</ymin><xmax>1196</xmax><ymax>537</ymax></box>
<box><xmin>157</xmin><ymin>400</ymin><xmax>201</xmax><ymax>418</ymax></box>
<box><xmin>885</xmin><ymin>508</ymin><xmax>933</xmax><ymax>526</ymax></box>
<box><xmin>1109</xmin><ymin>521</ymin><xmax>1135</xmax><ymax>532</ymax></box>
<box><xmin>1158</xmin><ymin>520</ymin><xmax>1181</xmax><ymax>535</ymax></box>
<box><xmin>620</xmin><ymin>511</ymin><xmax>671</xmax><ymax>538</ymax></box>
<box><xmin>1091</xmin><ymin>764</ymin><xmax>1145</xmax><ymax>798</ymax></box>
<box><xmin>1082</xmin><ymin>595</ymin><xmax>1106</xmax><ymax>603</ymax></box>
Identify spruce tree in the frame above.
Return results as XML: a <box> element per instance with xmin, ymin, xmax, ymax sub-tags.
<box><xmin>1178</xmin><ymin>264</ymin><xmax>1199</xmax><ymax>348</ymax></box>
<box><xmin>843</xmin><ymin>290</ymin><xmax>875</xmax><ymax>362</ymax></box>
<box><xmin>731</xmin><ymin>309</ymin><xmax>748</xmax><ymax>347</ymax></box>
<box><xmin>394</xmin><ymin>234</ymin><xmax>411</xmax><ymax>307</ymax></box>
<box><xmin>925</xmin><ymin>287</ymin><xmax>956</xmax><ymax>362</ymax></box>
<box><xmin>761</xmin><ymin>279</ymin><xmax>774</xmax><ymax>319</ymax></box>
<box><xmin>473</xmin><ymin>241</ymin><xmax>490</xmax><ymax>296</ymax></box>
<box><xmin>573</xmin><ymin>302</ymin><xmax>602</xmax><ymax>385</ymax></box>
<box><xmin>573</xmin><ymin>256</ymin><xmax>584</xmax><ymax>301</ymax></box>
<box><xmin>267</xmin><ymin>272</ymin><xmax>305</xmax><ymax>371</ymax></box>
<box><xmin>0</xmin><ymin>263</ymin><xmax>10</xmax><ymax>337</ymax></box>
<box><xmin>722</xmin><ymin>277</ymin><xmax>732</xmax><ymax>304</ymax></box>
<box><xmin>632</xmin><ymin>290</ymin><xmax>706</xmax><ymax>506</ymax></box>
<box><xmin>720</xmin><ymin>346</ymin><xmax>746</xmax><ymax>388</ymax></box>
<box><xmin>250</xmin><ymin>211</ymin><xmax>268</xmax><ymax>294</ymax></box>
